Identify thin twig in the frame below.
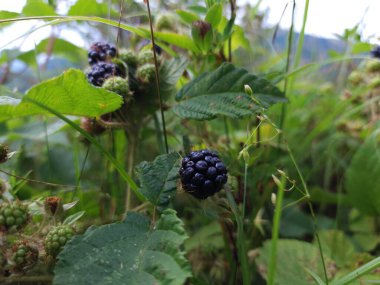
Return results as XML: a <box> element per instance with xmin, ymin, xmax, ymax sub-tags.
<box><xmin>145</xmin><ymin>0</ymin><xmax>169</xmax><ymax>154</ymax></box>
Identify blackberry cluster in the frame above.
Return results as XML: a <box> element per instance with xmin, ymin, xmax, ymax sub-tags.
<box><xmin>88</xmin><ymin>42</ymin><xmax>117</xmax><ymax>65</ymax></box>
<box><xmin>44</xmin><ymin>224</ymin><xmax>75</xmax><ymax>257</ymax></box>
<box><xmin>179</xmin><ymin>149</ymin><xmax>228</xmax><ymax>199</ymax></box>
<box><xmin>86</xmin><ymin>62</ymin><xmax>124</xmax><ymax>87</ymax></box>
<box><xmin>371</xmin><ymin>45</ymin><xmax>380</xmax><ymax>59</ymax></box>
<box><xmin>11</xmin><ymin>243</ymin><xmax>38</xmax><ymax>271</ymax></box>
<box><xmin>0</xmin><ymin>202</ymin><xmax>29</xmax><ymax>232</ymax></box>
<box><xmin>0</xmin><ymin>144</ymin><xmax>9</xmax><ymax>164</ymax></box>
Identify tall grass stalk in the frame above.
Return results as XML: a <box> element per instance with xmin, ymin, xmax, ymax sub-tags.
<box><xmin>267</xmin><ymin>175</ymin><xmax>286</xmax><ymax>285</ymax></box>
<box><xmin>288</xmin><ymin>0</ymin><xmax>310</xmax><ymax>91</ymax></box>
<box><xmin>278</xmin><ymin>1</ymin><xmax>295</xmax><ymax>144</ymax></box>
<box><xmin>287</xmin><ymin>143</ymin><xmax>329</xmax><ymax>284</ymax></box>
<box><xmin>225</xmin><ymin>187</ymin><xmax>251</xmax><ymax>285</ymax></box>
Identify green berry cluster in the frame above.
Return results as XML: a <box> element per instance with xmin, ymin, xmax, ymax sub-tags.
<box><xmin>0</xmin><ymin>202</ymin><xmax>29</xmax><ymax>232</ymax></box>
<box><xmin>12</xmin><ymin>243</ymin><xmax>39</xmax><ymax>271</ymax></box>
<box><xmin>44</xmin><ymin>224</ymin><xmax>75</xmax><ymax>257</ymax></box>
<box><xmin>348</xmin><ymin>59</ymin><xmax>380</xmax><ymax>88</ymax></box>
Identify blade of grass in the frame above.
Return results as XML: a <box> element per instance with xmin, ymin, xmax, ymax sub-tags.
<box><xmin>24</xmin><ymin>97</ymin><xmax>145</xmax><ymax>202</ymax></box>
<box><xmin>288</xmin><ymin>0</ymin><xmax>310</xmax><ymax>90</ymax></box>
<box><xmin>331</xmin><ymin>256</ymin><xmax>380</xmax><ymax>285</ymax></box>
<box><xmin>278</xmin><ymin>0</ymin><xmax>295</xmax><ymax>144</ymax></box>
<box><xmin>225</xmin><ymin>187</ymin><xmax>251</xmax><ymax>285</ymax></box>
<box><xmin>0</xmin><ymin>15</ymin><xmax>178</xmax><ymax>56</ymax></box>
<box><xmin>305</xmin><ymin>268</ymin><xmax>326</xmax><ymax>285</ymax></box>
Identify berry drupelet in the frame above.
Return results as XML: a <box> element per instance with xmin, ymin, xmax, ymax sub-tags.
<box><xmin>86</xmin><ymin>62</ymin><xmax>125</xmax><ymax>87</ymax></box>
<box><xmin>371</xmin><ymin>46</ymin><xmax>380</xmax><ymax>59</ymax></box>
<box><xmin>179</xmin><ymin>149</ymin><xmax>228</xmax><ymax>199</ymax></box>
<box><xmin>88</xmin><ymin>42</ymin><xmax>117</xmax><ymax>65</ymax></box>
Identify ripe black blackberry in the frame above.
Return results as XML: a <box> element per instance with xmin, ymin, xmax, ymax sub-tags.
<box><xmin>371</xmin><ymin>45</ymin><xmax>380</xmax><ymax>59</ymax></box>
<box><xmin>88</xmin><ymin>42</ymin><xmax>117</xmax><ymax>65</ymax></box>
<box><xmin>179</xmin><ymin>149</ymin><xmax>228</xmax><ymax>199</ymax></box>
<box><xmin>86</xmin><ymin>62</ymin><xmax>125</xmax><ymax>87</ymax></box>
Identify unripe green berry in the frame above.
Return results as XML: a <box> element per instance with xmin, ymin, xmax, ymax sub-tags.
<box><xmin>11</xmin><ymin>243</ymin><xmax>39</xmax><ymax>271</ymax></box>
<box><xmin>155</xmin><ymin>14</ymin><xmax>176</xmax><ymax>31</ymax></box>
<box><xmin>348</xmin><ymin>71</ymin><xmax>364</xmax><ymax>86</ymax></box>
<box><xmin>6</xmin><ymin>216</ymin><xmax>15</xmax><ymax>226</ymax></box>
<box><xmin>368</xmin><ymin>77</ymin><xmax>380</xmax><ymax>88</ymax></box>
<box><xmin>137</xmin><ymin>50</ymin><xmax>154</xmax><ymax>65</ymax></box>
<box><xmin>137</xmin><ymin>63</ymin><xmax>156</xmax><ymax>84</ymax></box>
<box><xmin>102</xmin><ymin>76</ymin><xmax>132</xmax><ymax>101</ymax></box>
<box><xmin>119</xmin><ymin>49</ymin><xmax>138</xmax><ymax>68</ymax></box>
<box><xmin>44</xmin><ymin>224</ymin><xmax>75</xmax><ymax>257</ymax></box>
<box><xmin>365</xmin><ymin>60</ymin><xmax>380</xmax><ymax>73</ymax></box>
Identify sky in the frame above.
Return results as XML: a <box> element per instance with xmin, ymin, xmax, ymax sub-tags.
<box><xmin>0</xmin><ymin>0</ymin><xmax>379</xmax><ymax>51</ymax></box>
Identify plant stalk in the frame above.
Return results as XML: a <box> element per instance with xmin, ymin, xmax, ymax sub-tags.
<box><xmin>267</xmin><ymin>175</ymin><xmax>286</xmax><ymax>285</ymax></box>
<box><xmin>145</xmin><ymin>0</ymin><xmax>168</xmax><ymax>154</ymax></box>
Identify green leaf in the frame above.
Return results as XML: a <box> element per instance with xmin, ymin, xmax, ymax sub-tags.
<box><xmin>205</xmin><ymin>4</ymin><xmax>222</xmax><ymax>28</ymax></box>
<box><xmin>159</xmin><ymin>57</ymin><xmax>188</xmax><ymax>100</ymax></box>
<box><xmin>68</xmin><ymin>0</ymin><xmax>117</xmax><ymax>17</ymax></box>
<box><xmin>331</xmin><ymin>256</ymin><xmax>380</xmax><ymax>285</ymax></box>
<box><xmin>351</xmin><ymin>42</ymin><xmax>372</xmax><ymax>54</ymax></box>
<box><xmin>0</xmin><ymin>69</ymin><xmax>123</xmax><ymax>122</ymax></box>
<box><xmin>346</xmin><ymin>132</ymin><xmax>380</xmax><ymax>216</ymax></box>
<box><xmin>316</xmin><ymin>230</ymin><xmax>356</xmax><ymax>268</ymax></box>
<box><xmin>136</xmin><ymin>153</ymin><xmax>180</xmax><ymax>209</ymax></box>
<box><xmin>22</xmin><ymin>0</ymin><xmax>57</xmax><ymax>16</ymax></box>
<box><xmin>176</xmin><ymin>10</ymin><xmax>199</xmax><ymax>25</ymax></box>
<box><xmin>63</xmin><ymin>211</ymin><xmax>85</xmax><ymax>226</ymax></box>
<box><xmin>53</xmin><ymin>209</ymin><xmax>191</xmax><ymax>285</ymax></box>
<box><xmin>173</xmin><ymin>63</ymin><xmax>286</xmax><ymax>120</ymax></box>
<box><xmin>0</xmin><ymin>11</ymin><xmax>19</xmax><ymax>26</ymax></box>
<box><xmin>256</xmin><ymin>239</ymin><xmax>335</xmax><ymax>285</ymax></box>
<box><xmin>153</xmin><ymin>31</ymin><xmax>199</xmax><ymax>53</ymax></box>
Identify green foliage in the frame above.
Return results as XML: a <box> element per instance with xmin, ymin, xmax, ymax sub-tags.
<box><xmin>0</xmin><ymin>69</ymin><xmax>123</xmax><ymax>122</ymax></box>
<box><xmin>53</xmin><ymin>210</ymin><xmax>191</xmax><ymax>285</ymax></box>
<box><xmin>256</xmin><ymin>239</ymin><xmax>335</xmax><ymax>285</ymax></box>
<box><xmin>136</xmin><ymin>153</ymin><xmax>181</xmax><ymax>209</ymax></box>
<box><xmin>346</xmin><ymin>132</ymin><xmax>380</xmax><ymax>216</ymax></box>
<box><xmin>173</xmin><ymin>63</ymin><xmax>286</xmax><ymax>120</ymax></box>
<box><xmin>22</xmin><ymin>0</ymin><xmax>57</xmax><ymax>16</ymax></box>
<box><xmin>68</xmin><ymin>0</ymin><xmax>117</xmax><ymax>16</ymax></box>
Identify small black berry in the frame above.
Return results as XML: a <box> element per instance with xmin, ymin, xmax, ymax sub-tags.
<box><xmin>370</xmin><ymin>45</ymin><xmax>380</xmax><ymax>59</ymax></box>
<box><xmin>179</xmin><ymin>149</ymin><xmax>228</xmax><ymax>199</ymax></box>
<box><xmin>88</xmin><ymin>42</ymin><xmax>117</xmax><ymax>65</ymax></box>
<box><xmin>86</xmin><ymin>62</ymin><xmax>125</xmax><ymax>87</ymax></box>
<box><xmin>0</xmin><ymin>144</ymin><xmax>9</xmax><ymax>164</ymax></box>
